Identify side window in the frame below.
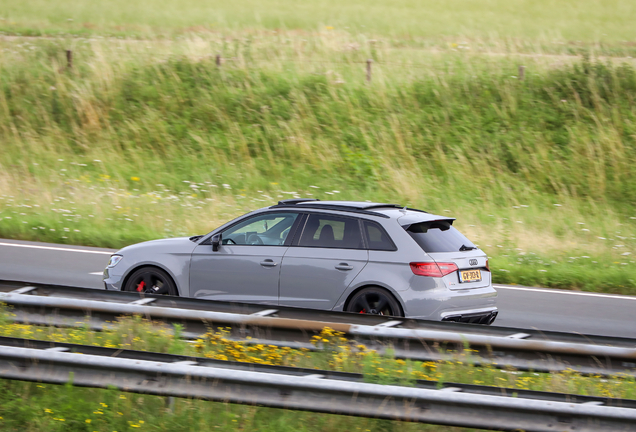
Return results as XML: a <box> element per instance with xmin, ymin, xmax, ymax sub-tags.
<box><xmin>363</xmin><ymin>221</ymin><xmax>397</xmax><ymax>251</ymax></box>
<box><xmin>222</xmin><ymin>213</ymin><xmax>298</xmax><ymax>246</ymax></box>
<box><xmin>298</xmin><ymin>214</ymin><xmax>363</xmax><ymax>249</ymax></box>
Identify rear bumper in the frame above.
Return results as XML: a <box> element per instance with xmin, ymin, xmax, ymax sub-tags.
<box><xmin>400</xmin><ymin>283</ymin><xmax>498</xmax><ymax>322</ymax></box>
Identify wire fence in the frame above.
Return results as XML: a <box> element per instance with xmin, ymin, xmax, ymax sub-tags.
<box><xmin>60</xmin><ymin>48</ymin><xmax>529</xmax><ymax>81</ymax></box>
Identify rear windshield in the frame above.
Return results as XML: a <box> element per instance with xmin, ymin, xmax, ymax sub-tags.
<box><xmin>406</xmin><ymin>221</ymin><xmax>476</xmax><ymax>253</ymax></box>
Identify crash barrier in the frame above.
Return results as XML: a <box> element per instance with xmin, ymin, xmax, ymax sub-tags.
<box><xmin>1</xmin><ymin>336</ymin><xmax>635</xmax><ymax>432</ymax></box>
<box><xmin>1</xmin><ymin>280</ymin><xmax>635</xmax><ymax>378</ymax></box>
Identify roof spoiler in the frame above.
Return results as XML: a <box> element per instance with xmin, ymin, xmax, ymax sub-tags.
<box><xmin>401</xmin><ymin>218</ymin><xmax>456</xmax><ymax>231</ymax></box>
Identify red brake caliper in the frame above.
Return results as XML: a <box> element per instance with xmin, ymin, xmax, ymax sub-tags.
<box><xmin>136</xmin><ymin>281</ymin><xmax>145</xmax><ymax>292</ymax></box>
<box><xmin>359</xmin><ymin>309</ymin><xmax>366</xmax><ymax>314</ymax></box>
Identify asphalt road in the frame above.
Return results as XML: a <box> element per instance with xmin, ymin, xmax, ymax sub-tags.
<box><xmin>0</xmin><ymin>238</ymin><xmax>634</xmax><ymax>338</ymax></box>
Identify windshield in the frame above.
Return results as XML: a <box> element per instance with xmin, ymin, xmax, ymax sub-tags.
<box><xmin>406</xmin><ymin>221</ymin><xmax>476</xmax><ymax>253</ymax></box>
<box><xmin>222</xmin><ymin>212</ymin><xmax>298</xmax><ymax>246</ymax></box>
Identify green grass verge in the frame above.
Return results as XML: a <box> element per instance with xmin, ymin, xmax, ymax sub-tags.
<box><xmin>0</xmin><ymin>380</ymin><xmax>480</xmax><ymax>432</ymax></box>
<box><xmin>1</xmin><ymin>309</ymin><xmax>634</xmax><ymax>431</ymax></box>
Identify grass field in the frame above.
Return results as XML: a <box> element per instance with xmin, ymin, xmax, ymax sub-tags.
<box><xmin>1</xmin><ymin>0</ymin><xmax>636</xmax><ymax>44</ymax></box>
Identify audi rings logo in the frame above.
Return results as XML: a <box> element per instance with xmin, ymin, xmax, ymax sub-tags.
<box><xmin>469</xmin><ymin>259</ymin><xmax>478</xmax><ymax>266</ymax></box>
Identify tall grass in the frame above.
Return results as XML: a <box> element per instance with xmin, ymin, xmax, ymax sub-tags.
<box><xmin>1</xmin><ymin>36</ymin><xmax>635</xmax><ymax>291</ymax></box>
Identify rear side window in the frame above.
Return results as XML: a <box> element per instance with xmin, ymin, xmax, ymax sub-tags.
<box><xmin>406</xmin><ymin>221</ymin><xmax>476</xmax><ymax>253</ymax></box>
<box><xmin>363</xmin><ymin>221</ymin><xmax>397</xmax><ymax>251</ymax></box>
<box><xmin>298</xmin><ymin>214</ymin><xmax>363</xmax><ymax>249</ymax></box>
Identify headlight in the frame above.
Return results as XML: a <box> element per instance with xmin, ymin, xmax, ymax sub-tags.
<box><xmin>107</xmin><ymin>254</ymin><xmax>123</xmax><ymax>268</ymax></box>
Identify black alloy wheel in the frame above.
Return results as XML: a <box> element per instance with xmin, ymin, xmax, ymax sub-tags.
<box><xmin>346</xmin><ymin>287</ymin><xmax>402</xmax><ymax>317</ymax></box>
<box><xmin>124</xmin><ymin>267</ymin><xmax>178</xmax><ymax>296</ymax></box>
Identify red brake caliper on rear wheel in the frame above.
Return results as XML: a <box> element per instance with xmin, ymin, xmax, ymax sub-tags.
<box><xmin>136</xmin><ymin>281</ymin><xmax>145</xmax><ymax>292</ymax></box>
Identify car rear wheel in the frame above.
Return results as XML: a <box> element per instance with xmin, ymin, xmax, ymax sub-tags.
<box><xmin>346</xmin><ymin>287</ymin><xmax>402</xmax><ymax>317</ymax></box>
<box><xmin>124</xmin><ymin>267</ymin><xmax>178</xmax><ymax>296</ymax></box>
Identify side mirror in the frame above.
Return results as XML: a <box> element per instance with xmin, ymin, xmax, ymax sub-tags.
<box><xmin>211</xmin><ymin>234</ymin><xmax>221</xmax><ymax>252</ymax></box>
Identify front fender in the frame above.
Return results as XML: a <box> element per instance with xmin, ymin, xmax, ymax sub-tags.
<box><xmin>107</xmin><ymin>237</ymin><xmax>196</xmax><ymax>296</ymax></box>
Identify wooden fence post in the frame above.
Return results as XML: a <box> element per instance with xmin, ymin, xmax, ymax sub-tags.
<box><xmin>366</xmin><ymin>59</ymin><xmax>373</xmax><ymax>83</ymax></box>
<box><xmin>216</xmin><ymin>54</ymin><xmax>221</xmax><ymax>67</ymax></box>
<box><xmin>518</xmin><ymin>65</ymin><xmax>525</xmax><ymax>80</ymax></box>
<box><xmin>66</xmin><ymin>50</ymin><xmax>73</xmax><ymax>69</ymax></box>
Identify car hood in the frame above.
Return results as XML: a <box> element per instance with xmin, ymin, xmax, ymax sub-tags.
<box><xmin>116</xmin><ymin>237</ymin><xmax>198</xmax><ymax>255</ymax></box>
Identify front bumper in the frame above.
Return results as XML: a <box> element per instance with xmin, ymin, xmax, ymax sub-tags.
<box><xmin>102</xmin><ymin>267</ymin><xmax>123</xmax><ymax>291</ymax></box>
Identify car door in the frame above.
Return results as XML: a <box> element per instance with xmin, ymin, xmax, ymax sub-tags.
<box><xmin>190</xmin><ymin>212</ymin><xmax>301</xmax><ymax>304</ymax></box>
<box><xmin>279</xmin><ymin>213</ymin><xmax>369</xmax><ymax>309</ymax></box>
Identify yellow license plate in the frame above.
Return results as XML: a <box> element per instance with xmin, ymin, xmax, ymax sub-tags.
<box><xmin>460</xmin><ymin>269</ymin><xmax>482</xmax><ymax>283</ymax></box>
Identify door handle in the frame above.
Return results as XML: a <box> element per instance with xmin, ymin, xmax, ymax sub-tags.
<box><xmin>335</xmin><ymin>263</ymin><xmax>354</xmax><ymax>271</ymax></box>
<box><xmin>260</xmin><ymin>259</ymin><xmax>278</xmax><ymax>267</ymax></box>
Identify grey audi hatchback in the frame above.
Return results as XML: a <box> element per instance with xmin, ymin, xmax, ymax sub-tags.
<box><xmin>103</xmin><ymin>200</ymin><xmax>498</xmax><ymax>324</ymax></box>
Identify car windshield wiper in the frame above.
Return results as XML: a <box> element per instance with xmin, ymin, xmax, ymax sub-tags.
<box><xmin>459</xmin><ymin>244</ymin><xmax>476</xmax><ymax>251</ymax></box>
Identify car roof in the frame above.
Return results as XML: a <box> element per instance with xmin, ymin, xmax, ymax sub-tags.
<box><xmin>269</xmin><ymin>199</ymin><xmax>454</xmax><ymax>225</ymax></box>
<box><xmin>296</xmin><ymin>200</ymin><xmax>400</xmax><ymax>210</ymax></box>
<box><xmin>273</xmin><ymin>199</ymin><xmax>401</xmax><ymax>210</ymax></box>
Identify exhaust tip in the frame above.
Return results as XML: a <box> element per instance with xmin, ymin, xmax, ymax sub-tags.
<box><xmin>487</xmin><ymin>311</ymin><xmax>498</xmax><ymax>325</ymax></box>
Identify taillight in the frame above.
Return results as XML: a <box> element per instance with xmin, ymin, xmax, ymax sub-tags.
<box><xmin>410</xmin><ymin>262</ymin><xmax>458</xmax><ymax>277</ymax></box>
<box><xmin>485</xmin><ymin>259</ymin><xmax>490</xmax><ymax>271</ymax></box>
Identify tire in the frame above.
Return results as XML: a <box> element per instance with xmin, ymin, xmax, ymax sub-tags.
<box><xmin>346</xmin><ymin>287</ymin><xmax>402</xmax><ymax>317</ymax></box>
<box><xmin>124</xmin><ymin>266</ymin><xmax>178</xmax><ymax>296</ymax></box>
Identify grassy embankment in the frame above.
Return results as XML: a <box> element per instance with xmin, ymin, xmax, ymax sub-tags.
<box><xmin>1</xmin><ymin>2</ymin><xmax>635</xmax><ymax>430</ymax></box>
<box><xmin>1</xmin><ymin>34</ymin><xmax>636</xmax><ymax>292</ymax></box>
<box><xmin>0</xmin><ymin>307</ymin><xmax>634</xmax><ymax>431</ymax></box>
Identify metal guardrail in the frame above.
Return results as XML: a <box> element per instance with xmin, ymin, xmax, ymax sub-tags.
<box><xmin>1</xmin><ymin>336</ymin><xmax>635</xmax><ymax>432</ymax></box>
<box><xmin>1</xmin><ymin>280</ymin><xmax>636</xmax><ymax>377</ymax></box>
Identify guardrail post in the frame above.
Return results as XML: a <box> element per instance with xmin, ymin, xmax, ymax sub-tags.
<box><xmin>518</xmin><ymin>65</ymin><xmax>525</xmax><ymax>80</ymax></box>
<box><xmin>165</xmin><ymin>396</ymin><xmax>175</xmax><ymax>413</ymax></box>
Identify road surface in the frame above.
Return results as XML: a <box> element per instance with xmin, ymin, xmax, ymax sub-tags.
<box><xmin>0</xmin><ymin>238</ymin><xmax>634</xmax><ymax>338</ymax></box>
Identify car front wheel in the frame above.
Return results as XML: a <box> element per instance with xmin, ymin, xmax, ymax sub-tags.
<box><xmin>124</xmin><ymin>267</ymin><xmax>178</xmax><ymax>296</ymax></box>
